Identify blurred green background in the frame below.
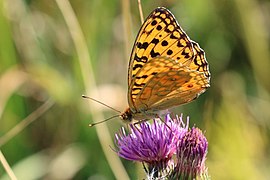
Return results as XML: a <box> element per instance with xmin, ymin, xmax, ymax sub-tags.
<box><xmin>0</xmin><ymin>0</ymin><xmax>270</xmax><ymax>179</ymax></box>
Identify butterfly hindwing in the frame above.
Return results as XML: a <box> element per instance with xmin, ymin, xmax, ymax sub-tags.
<box><xmin>128</xmin><ymin>57</ymin><xmax>208</xmax><ymax>112</ymax></box>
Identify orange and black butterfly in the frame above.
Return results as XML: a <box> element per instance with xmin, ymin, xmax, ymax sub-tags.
<box><xmin>85</xmin><ymin>7</ymin><xmax>210</xmax><ymax>126</ymax></box>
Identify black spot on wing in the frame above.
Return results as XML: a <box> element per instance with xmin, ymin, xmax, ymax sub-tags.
<box><xmin>150</xmin><ymin>49</ymin><xmax>160</xmax><ymax>58</ymax></box>
<box><xmin>132</xmin><ymin>87</ymin><xmax>142</xmax><ymax>91</ymax></box>
<box><xmin>181</xmin><ymin>49</ymin><xmax>191</xmax><ymax>59</ymax></box>
<box><xmin>156</xmin><ymin>25</ymin><xmax>162</xmax><ymax>30</ymax></box>
<box><xmin>133</xmin><ymin>64</ymin><xmax>143</xmax><ymax>70</ymax></box>
<box><xmin>165</xmin><ymin>27</ymin><xmax>173</xmax><ymax>33</ymax></box>
<box><xmin>134</xmin><ymin>54</ymin><xmax>148</xmax><ymax>63</ymax></box>
<box><xmin>151</xmin><ymin>20</ymin><xmax>157</xmax><ymax>26</ymax></box>
<box><xmin>161</xmin><ymin>40</ymin><xmax>168</xmax><ymax>46</ymax></box>
<box><xmin>177</xmin><ymin>41</ymin><xmax>184</xmax><ymax>47</ymax></box>
<box><xmin>135</xmin><ymin>74</ymin><xmax>148</xmax><ymax>79</ymax></box>
<box><xmin>137</xmin><ymin>42</ymin><xmax>149</xmax><ymax>49</ymax></box>
<box><xmin>151</xmin><ymin>38</ymin><xmax>159</xmax><ymax>45</ymax></box>
<box><xmin>170</xmin><ymin>32</ymin><xmax>178</xmax><ymax>39</ymax></box>
<box><xmin>167</xmin><ymin>49</ymin><xmax>173</xmax><ymax>55</ymax></box>
<box><xmin>134</xmin><ymin>82</ymin><xmax>146</xmax><ymax>87</ymax></box>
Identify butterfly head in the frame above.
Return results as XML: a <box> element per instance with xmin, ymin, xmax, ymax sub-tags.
<box><xmin>120</xmin><ymin>108</ymin><xmax>133</xmax><ymax>123</ymax></box>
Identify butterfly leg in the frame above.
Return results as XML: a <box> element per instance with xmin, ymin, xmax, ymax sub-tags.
<box><xmin>133</xmin><ymin>118</ymin><xmax>151</xmax><ymax>125</ymax></box>
<box><xmin>156</xmin><ymin>115</ymin><xmax>172</xmax><ymax>130</ymax></box>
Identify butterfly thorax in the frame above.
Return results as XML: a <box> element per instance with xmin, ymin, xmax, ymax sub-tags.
<box><xmin>120</xmin><ymin>107</ymin><xmax>164</xmax><ymax>123</ymax></box>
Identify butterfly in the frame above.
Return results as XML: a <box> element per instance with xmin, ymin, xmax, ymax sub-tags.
<box><xmin>86</xmin><ymin>7</ymin><xmax>210</xmax><ymax>126</ymax></box>
<box><xmin>119</xmin><ymin>7</ymin><xmax>210</xmax><ymax>123</ymax></box>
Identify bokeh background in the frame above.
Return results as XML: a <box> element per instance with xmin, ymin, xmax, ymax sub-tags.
<box><xmin>1</xmin><ymin>0</ymin><xmax>270</xmax><ymax>179</ymax></box>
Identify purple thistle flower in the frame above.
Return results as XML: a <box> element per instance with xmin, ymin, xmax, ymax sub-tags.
<box><xmin>115</xmin><ymin>114</ymin><xmax>188</xmax><ymax>177</ymax></box>
<box><xmin>171</xmin><ymin>127</ymin><xmax>209</xmax><ymax>179</ymax></box>
<box><xmin>114</xmin><ymin>114</ymin><xmax>209</xmax><ymax>179</ymax></box>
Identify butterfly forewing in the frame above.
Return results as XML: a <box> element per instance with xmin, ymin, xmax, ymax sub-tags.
<box><xmin>190</xmin><ymin>42</ymin><xmax>210</xmax><ymax>79</ymax></box>
<box><xmin>128</xmin><ymin>7</ymin><xmax>194</xmax><ymax>86</ymax></box>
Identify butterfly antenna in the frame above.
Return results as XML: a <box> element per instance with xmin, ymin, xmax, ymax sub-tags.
<box><xmin>89</xmin><ymin>115</ymin><xmax>120</xmax><ymax>127</ymax></box>
<box><xmin>137</xmin><ymin>0</ymin><xmax>144</xmax><ymax>24</ymax></box>
<box><xmin>82</xmin><ymin>95</ymin><xmax>121</xmax><ymax>113</ymax></box>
